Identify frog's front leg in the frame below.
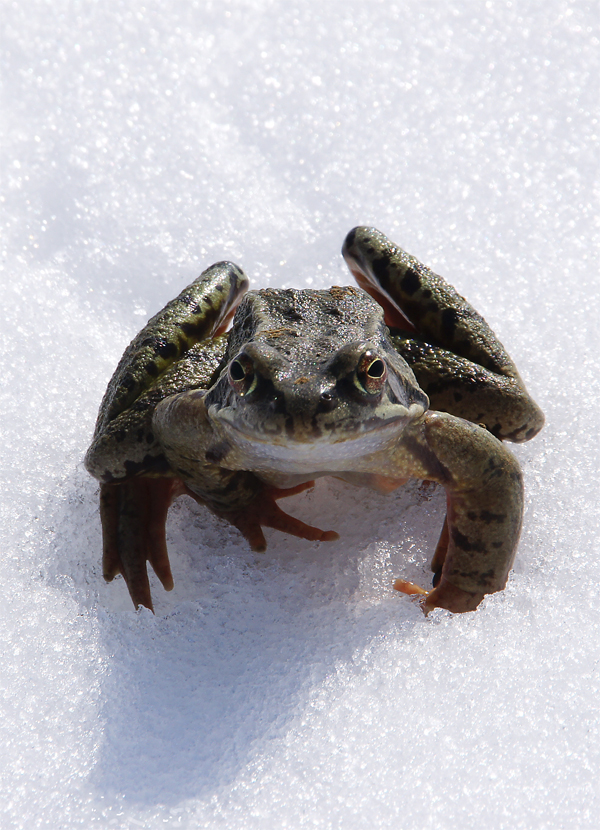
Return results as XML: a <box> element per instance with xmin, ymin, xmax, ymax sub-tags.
<box><xmin>99</xmin><ymin>468</ymin><xmax>335</xmax><ymax>611</ymax></box>
<box><xmin>208</xmin><ymin>480</ymin><xmax>339</xmax><ymax>553</ymax></box>
<box><xmin>394</xmin><ymin>411</ymin><xmax>524</xmax><ymax>614</ymax></box>
<box><xmin>153</xmin><ymin>391</ymin><xmax>338</xmax><ymax>556</ymax></box>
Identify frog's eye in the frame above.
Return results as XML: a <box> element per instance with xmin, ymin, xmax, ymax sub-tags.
<box><xmin>356</xmin><ymin>352</ymin><xmax>387</xmax><ymax>395</ymax></box>
<box><xmin>228</xmin><ymin>354</ymin><xmax>257</xmax><ymax>396</ymax></box>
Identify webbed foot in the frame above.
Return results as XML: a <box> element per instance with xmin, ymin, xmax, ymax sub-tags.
<box><xmin>208</xmin><ymin>481</ymin><xmax>339</xmax><ymax>552</ymax></box>
<box><xmin>393</xmin><ymin>577</ymin><xmax>484</xmax><ymax>615</ymax></box>
<box><xmin>100</xmin><ymin>479</ymin><xmax>181</xmax><ymax>611</ymax></box>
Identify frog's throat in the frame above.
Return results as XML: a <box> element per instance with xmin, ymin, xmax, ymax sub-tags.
<box><xmin>209</xmin><ymin>402</ymin><xmax>426</xmax><ymax>472</ymax></box>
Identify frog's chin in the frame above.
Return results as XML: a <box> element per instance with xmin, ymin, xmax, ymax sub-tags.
<box><xmin>210</xmin><ymin>403</ymin><xmax>425</xmax><ymax>472</ymax></box>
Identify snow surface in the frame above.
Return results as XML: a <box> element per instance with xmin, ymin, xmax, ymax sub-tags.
<box><xmin>1</xmin><ymin>1</ymin><xmax>598</xmax><ymax>827</ymax></box>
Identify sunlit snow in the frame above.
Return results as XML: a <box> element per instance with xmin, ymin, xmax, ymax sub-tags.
<box><xmin>1</xmin><ymin>1</ymin><xmax>598</xmax><ymax>828</ymax></box>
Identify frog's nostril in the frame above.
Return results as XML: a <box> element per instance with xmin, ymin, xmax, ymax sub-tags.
<box><xmin>318</xmin><ymin>390</ymin><xmax>337</xmax><ymax>412</ymax></box>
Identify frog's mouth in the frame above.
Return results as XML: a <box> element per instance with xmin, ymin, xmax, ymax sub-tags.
<box><xmin>210</xmin><ymin>402</ymin><xmax>425</xmax><ymax>472</ymax></box>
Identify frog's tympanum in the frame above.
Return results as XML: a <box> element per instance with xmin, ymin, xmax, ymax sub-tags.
<box><xmin>85</xmin><ymin>228</ymin><xmax>544</xmax><ymax>614</ymax></box>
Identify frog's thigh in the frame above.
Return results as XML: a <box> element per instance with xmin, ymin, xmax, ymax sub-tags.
<box><xmin>392</xmin><ymin>336</ymin><xmax>544</xmax><ymax>442</ymax></box>
<box><xmin>86</xmin><ymin>407</ymin><xmax>170</xmax><ymax>482</ymax></box>
<box><xmin>420</xmin><ymin>411</ymin><xmax>524</xmax><ymax>596</ymax></box>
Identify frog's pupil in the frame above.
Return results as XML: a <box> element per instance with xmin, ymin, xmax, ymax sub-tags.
<box><xmin>367</xmin><ymin>359</ymin><xmax>385</xmax><ymax>378</ymax></box>
<box><xmin>230</xmin><ymin>360</ymin><xmax>246</xmax><ymax>381</ymax></box>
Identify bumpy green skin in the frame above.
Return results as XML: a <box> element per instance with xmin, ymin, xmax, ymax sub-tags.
<box><xmin>399</xmin><ymin>413</ymin><xmax>524</xmax><ymax>594</ymax></box>
<box><xmin>342</xmin><ymin>227</ymin><xmax>544</xmax><ymax>442</ymax></box>
<box><xmin>85</xmin><ymin>228</ymin><xmax>544</xmax><ymax>613</ymax></box>
<box><xmin>86</xmin><ymin>262</ymin><xmax>248</xmax><ymax>482</ymax></box>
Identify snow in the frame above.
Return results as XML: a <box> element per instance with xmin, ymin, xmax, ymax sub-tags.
<box><xmin>1</xmin><ymin>1</ymin><xmax>598</xmax><ymax>827</ymax></box>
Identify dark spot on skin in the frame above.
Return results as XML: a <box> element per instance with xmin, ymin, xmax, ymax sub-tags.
<box><xmin>114</xmin><ymin>430</ymin><xmax>126</xmax><ymax>443</ymax></box>
<box><xmin>492</xmin><ymin>541</ymin><xmax>503</xmax><ymax>549</ymax></box>
<box><xmin>427</xmin><ymin>301</ymin><xmax>439</xmax><ymax>313</ymax></box>
<box><xmin>309</xmin><ymin>415</ymin><xmax>324</xmax><ymax>439</ymax></box>
<box><xmin>121</xmin><ymin>374</ymin><xmax>135</xmax><ymax>390</ymax></box>
<box><xmin>371</xmin><ymin>255</ymin><xmax>391</xmax><ymax>283</ymax></box>
<box><xmin>136</xmin><ymin>428</ymin><xmax>145</xmax><ymax>443</ymax></box>
<box><xmin>453</xmin><ymin>392</ymin><xmax>463</xmax><ymax>402</ymax></box>
<box><xmin>484</xmin><ymin>457</ymin><xmax>503</xmax><ymax>478</ymax></box>
<box><xmin>205</xmin><ymin>442</ymin><xmax>230</xmax><ymax>464</ymax></box>
<box><xmin>156</xmin><ymin>340</ymin><xmax>178</xmax><ymax>359</ymax></box>
<box><xmin>123</xmin><ymin>459</ymin><xmax>146</xmax><ymax>476</ymax></box>
<box><xmin>422</xmin><ymin>289</ymin><xmax>432</xmax><ymax>299</ymax></box>
<box><xmin>479</xmin><ymin>510</ymin><xmax>506</xmax><ymax>523</ymax></box>
<box><xmin>145</xmin><ymin>361</ymin><xmax>159</xmax><ymax>377</ymax></box>
<box><xmin>451</xmin><ymin>527</ymin><xmax>486</xmax><ymax>553</ymax></box>
<box><xmin>441</xmin><ymin>308</ymin><xmax>458</xmax><ymax>337</ymax></box>
<box><xmin>180</xmin><ymin>321</ymin><xmax>204</xmax><ymax>337</ymax></box>
<box><xmin>476</xmin><ymin>569</ymin><xmax>495</xmax><ymax>587</ymax></box>
<box><xmin>146</xmin><ymin>432</ymin><xmax>154</xmax><ymax>444</ymax></box>
<box><xmin>400</xmin><ymin>268</ymin><xmax>421</xmax><ymax>296</ymax></box>
<box><xmin>505</xmin><ymin>426</ymin><xmax>524</xmax><ymax>440</ymax></box>
<box><xmin>285</xmin><ymin>415</ymin><xmax>296</xmax><ymax>440</ymax></box>
<box><xmin>284</xmin><ymin>308</ymin><xmax>303</xmax><ymax>322</ymax></box>
<box><xmin>215</xmin><ymin>283</ymin><xmax>224</xmax><ymax>292</ymax></box>
<box><xmin>123</xmin><ymin>455</ymin><xmax>170</xmax><ymax>477</ymax></box>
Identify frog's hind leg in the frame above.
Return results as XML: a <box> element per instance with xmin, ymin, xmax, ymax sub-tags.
<box><xmin>390</xmin><ymin>335</ymin><xmax>544</xmax><ymax>442</ymax></box>
<box><xmin>100</xmin><ymin>479</ymin><xmax>178</xmax><ymax>611</ymax></box>
<box><xmin>342</xmin><ymin>226</ymin><xmax>544</xmax><ymax>441</ymax></box>
<box><xmin>343</xmin><ymin>226</ymin><xmax>521</xmax><ymax>378</ymax></box>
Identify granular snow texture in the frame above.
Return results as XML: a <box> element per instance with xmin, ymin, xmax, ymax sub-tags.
<box><xmin>1</xmin><ymin>1</ymin><xmax>598</xmax><ymax>828</ymax></box>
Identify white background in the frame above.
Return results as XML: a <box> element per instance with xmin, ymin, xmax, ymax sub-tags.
<box><xmin>1</xmin><ymin>1</ymin><xmax>598</xmax><ymax>828</ymax></box>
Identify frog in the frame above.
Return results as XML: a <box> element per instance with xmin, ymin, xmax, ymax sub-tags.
<box><xmin>85</xmin><ymin>227</ymin><xmax>544</xmax><ymax>615</ymax></box>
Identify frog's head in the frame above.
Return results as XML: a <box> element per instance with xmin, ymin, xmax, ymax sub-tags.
<box><xmin>202</xmin><ymin>286</ymin><xmax>428</xmax><ymax>471</ymax></box>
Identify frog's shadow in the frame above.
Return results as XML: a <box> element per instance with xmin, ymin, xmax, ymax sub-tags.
<box><xmin>66</xmin><ymin>476</ymin><xmax>445</xmax><ymax>806</ymax></box>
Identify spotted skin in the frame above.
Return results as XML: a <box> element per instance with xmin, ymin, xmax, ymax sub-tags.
<box><xmin>94</xmin><ymin>261</ymin><xmax>248</xmax><ymax>434</ymax></box>
<box><xmin>343</xmin><ymin>227</ymin><xmax>544</xmax><ymax>442</ymax></box>
<box><xmin>389</xmin><ymin>337</ymin><xmax>543</xmax><ymax>442</ymax></box>
<box><xmin>86</xmin><ymin>336</ymin><xmax>229</xmax><ymax>483</ymax></box>
<box><xmin>85</xmin><ymin>228</ymin><xmax>544</xmax><ymax>614</ymax></box>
